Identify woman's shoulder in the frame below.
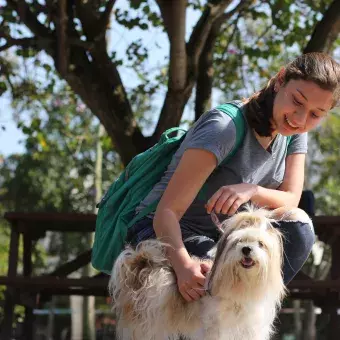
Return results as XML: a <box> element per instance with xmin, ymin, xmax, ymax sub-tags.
<box><xmin>192</xmin><ymin>102</ymin><xmax>245</xmax><ymax>134</ymax></box>
<box><xmin>287</xmin><ymin>133</ymin><xmax>308</xmax><ymax>155</ymax></box>
<box><xmin>180</xmin><ymin>107</ymin><xmax>241</xmax><ymax>165</ymax></box>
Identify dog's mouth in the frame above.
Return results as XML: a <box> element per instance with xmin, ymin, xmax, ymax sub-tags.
<box><xmin>240</xmin><ymin>257</ymin><xmax>256</xmax><ymax>269</ymax></box>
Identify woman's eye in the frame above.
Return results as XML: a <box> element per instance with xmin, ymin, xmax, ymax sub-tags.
<box><xmin>293</xmin><ymin>96</ymin><xmax>302</xmax><ymax>106</ymax></box>
<box><xmin>311</xmin><ymin>112</ymin><xmax>320</xmax><ymax>119</ymax></box>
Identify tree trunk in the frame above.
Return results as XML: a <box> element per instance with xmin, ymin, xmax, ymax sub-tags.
<box><xmin>293</xmin><ymin>300</ymin><xmax>302</xmax><ymax>340</ymax></box>
<box><xmin>303</xmin><ymin>0</ymin><xmax>340</xmax><ymax>53</ymax></box>
<box><xmin>302</xmin><ymin>300</ymin><xmax>316</xmax><ymax>340</ymax></box>
<box><xmin>71</xmin><ymin>293</ymin><xmax>83</xmax><ymax>340</ymax></box>
<box><xmin>83</xmin><ymin>124</ymin><xmax>105</xmax><ymax>339</ymax></box>
<box><xmin>47</xmin><ymin>296</ymin><xmax>56</xmax><ymax>340</ymax></box>
<box><xmin>83</xmin><ymin>294</ymin><xmax>96</xmax><ymax>340</ymax></box>
<box><xmin>195</xmin><ymin>23</ymin><xmax>218</xmax><ymax>120</ymax></box>
<box><xmin>6</xmin><ymin>0</ymin><xmax>340</xmax><ymax>166</ymax></box>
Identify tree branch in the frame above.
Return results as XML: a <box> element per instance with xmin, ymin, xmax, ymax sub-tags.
<box><xmin>7</xmin><ymin>0</ymin><xmax>52</xmax><ymax>39</ymax></box>
<box><xmin>74</xmin><ymin>0</ymin><xmax>100</xmax><ymax>40</ymax></box>
<box><xmin>5</xmin><ymin>1</ymin><xmax>143</xmax><ymax>165</ymax></box>
<box><xmin>0</xmin><ymin>37</ymin><xmax>47</xmax><ymax>53</ymax></box>
<box><xmin>151</xmin><ymin>0</ymin><xmax>188</xmax><ymax>140</ymax></box>
<box><xmin>0</xmin><ymin>33</ymin><xmax>93</xmax><ymax>54</ymax></box>
<box><xmin>304</xmin><ymin>0</ymin><xmax>340</xmax><ymax>53</ymax></box>
<box><xmin>155</xmin><ymin>0</ymin><xmax>187</xmax><ymax>90</ymax></box>
<box><xmin>155</xmin><ymin>0</ymin><xmax>175</xmax><ymax>39</ymax></box>
<box><xmin>214</xmin><ymin>0</ymin><xmax>252</xmax><ymax>28</ymax></box>
<box><xmin>153</xmin><ymin>0</ymin><xmax>245</xmax><ymax>140</ymax></box>
<box><xmin>75</xmin><ymin>0</ymin><xmax>114</xmax><ymax>41</ymax></box>
<box><xmin>97</xmin><ymin>0</ymin><xmax>117</xmax><ymax>36</ymax></box>
<box><xmin>186</xmin><ymin>0</ymin><xmax>233</xmax><ymax>71</ymax></box>
<box><xmin>195</xmin><ymin>0</ymin><xmax>251</xmax><ymax>119</ymax></box>
<box><xmin>56</xmin><ymin>0</ymin><xmax>69</xmax><ymax>76</ymax></box>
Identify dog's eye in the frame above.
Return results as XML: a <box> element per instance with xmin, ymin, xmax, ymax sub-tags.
<box><xmin>258</xmin><ymin>241</ymin><xmax>264</xmax><ymax>248</ymax></box>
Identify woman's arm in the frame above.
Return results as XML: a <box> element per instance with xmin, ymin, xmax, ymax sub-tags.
<box><xmin>205</xmin><ymin>153</ymin><xmax>306</xmax><ymax>215</ymax></box>
<box><xmin>251</xmin><ymin>153</ymin><xmax>305</xmax><ymax>208</ymax></box>
<box><xmin>153</xmin><ymin>148</ymin><xmax>217</xmax><ymax>301</ymax></box>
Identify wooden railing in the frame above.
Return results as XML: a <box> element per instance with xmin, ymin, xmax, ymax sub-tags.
<box><xmin>0</xmin><ymin>212</ymin><xmax>340</xmax><ymax>339</ymax></box>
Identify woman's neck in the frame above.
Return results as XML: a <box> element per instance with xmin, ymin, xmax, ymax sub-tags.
<box><xmin>253</xmin><ymin>130</ymin><xmax>278</xmax><ymax>150</ymax></box>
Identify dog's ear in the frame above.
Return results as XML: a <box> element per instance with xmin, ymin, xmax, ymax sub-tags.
<box><xmin>210</xmin><ymin>211</ymin><xmax>224</xmax><ymax>233</ymax></box>
<box><xmin>269</xmin><ymin>225</ymin><xmax>284</xmax><ymax>242</ymax></box>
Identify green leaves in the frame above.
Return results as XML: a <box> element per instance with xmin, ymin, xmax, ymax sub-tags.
<box><xmin>310</xmin><ymin>110</ymin><xmax>340</xmax><ymax>215</ymax></box>
<box><xmin>0</xmin><ymin>81</ymin><xmax>7</xmax><ymax>96</ymax></box>
<box><xmin>115</xmin><ymin>1</ymin><xmax>162</xmax><ymax>30</ymax></box>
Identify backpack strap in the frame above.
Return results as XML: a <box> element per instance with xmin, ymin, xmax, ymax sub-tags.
<box><xmin>129</xmin><ymin>102</ymin><xmax>246</xmax><ymax>227</ymax></box>
<box><xmin>287</xmin><ymin>135</ymin><xmax>292</xmax><ymax>146</ymax></box>
<box><xmin>215</xmin><ymin>101</ymin><xmax>246</xmax><ymax>165</ymax></box>
<box><xmin>285</xmin><ymin>135</ymin><xmax>293</xmax><ymax>154</ymax></box>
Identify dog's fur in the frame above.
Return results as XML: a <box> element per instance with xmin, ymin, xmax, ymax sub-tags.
<box><xmin>109</xmin><ymin>206</ymin><xmax>287</xmax><ymax>340</ymax></box>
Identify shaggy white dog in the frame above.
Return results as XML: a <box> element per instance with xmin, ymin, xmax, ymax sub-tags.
<box><xmin>109</xmin><ymin>206</ymin><xmax>286</xmax><ymax>340</ymax></box>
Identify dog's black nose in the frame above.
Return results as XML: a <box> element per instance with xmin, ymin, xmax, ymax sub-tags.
<box><xmin>242</xmin><ymin>246</ymin><xmax>252</xmax><ymax>256</ymax></box>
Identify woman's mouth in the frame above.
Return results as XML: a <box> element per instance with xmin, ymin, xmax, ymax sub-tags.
<box><xmin>284</xmin><ymin>115</ymin><xmax>299</xmax><ymax>130</ymax></box>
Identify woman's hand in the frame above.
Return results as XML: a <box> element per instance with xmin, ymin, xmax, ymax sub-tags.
<box><xmin>172</xmin><ymin>257</ymin><xmax>211</xmax><ymax>302</ymax></box>
<box><xmin>206</xmin><ymin>183</ymin><xmax>258</xmax><ymax>216</ymax></box>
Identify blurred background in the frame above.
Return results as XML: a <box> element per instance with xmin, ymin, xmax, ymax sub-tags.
<box><xmin>0</xmin><ymin>0</ymin><xmax>340</xmax><ymax>339</ymax></box>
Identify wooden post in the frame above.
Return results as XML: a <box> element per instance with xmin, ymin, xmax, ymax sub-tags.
<box><xmin>23</xmin><ymin>232</ymin><xmax>34</xmax><ymax>340</ymax></box>
<box><xmin>329</xmin><ymin>237</ymin><xmax>340</xmax><ymax>339</ymax></box>
<box><xmin>0</xmin><ymin>223</ymin><xmax>20</xmax><ymax>340</ymax></box>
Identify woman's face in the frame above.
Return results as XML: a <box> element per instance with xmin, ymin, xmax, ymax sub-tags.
<box><xmin>271</xmin><ymin>79</ymin><xmax>334</xmax><ymax>136</ymax></box>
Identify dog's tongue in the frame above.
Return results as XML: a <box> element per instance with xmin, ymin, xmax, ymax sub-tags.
<box><xmin>242</xmin><ymin>257</ymin><xmax>253</xmax><ymax>265</ymax></box>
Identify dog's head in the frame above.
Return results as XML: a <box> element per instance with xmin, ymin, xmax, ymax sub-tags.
<box><xmin>207</xmin><ymin>206</ymin><xmax>285</xmax><ymax>300</ymax></box>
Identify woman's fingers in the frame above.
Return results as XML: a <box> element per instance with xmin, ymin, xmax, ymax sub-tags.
<box><xmin>205</xmin><ymin>187</ymin><xmax>222</xmax><ymax>214</ymax></box>
<box><xmin>180</xmin><ymin>285</ymin><xmax>204</xmax><ymax>301</ymax></box>
<box><xmin>176</xmin><ymin>260</ymin><xmax>209</xmax><ymax>302</ymax></box>
<box><xmin>227</xmin><ymin>198</ymin><xmax>243</xmax><ymax>216</ymax></box>
<box><xmin>200</xmin><ymin>262</ymin><xmax>212</xmax><ymax>274</ymax></box>
<box><xmin>214</xmin><ymin>192</ymin><xmax>233</xmax><ymax>214</ymax></box>
<box><xmin>206</xmin><ymin>186</ymin><xmax>247</xmax><ymax>216</ymax></box>
<box><xmin>207</xmin><ymin>188</ymin><xmax>237</xmax><ymax>215</ymax></box>
<box><xmin>206</xmin><ymin>187</ymin><xmax>230</xmax><ymax>214</ymax></box>
<box><xmin>195</xmin><ymin>286</ymin><xmax>206</xmax><ymax>297</ymax></box>
<box><xmin>179</xmin><ymin>279</ymin><xmax>206</xmax><ymax>302</ymax></box>
<box><xmin>219</xmin><ymin>195</ymin><xmax>238</xmax><ymax>215</ymax></box>
<box><xmin>180</xmin><ymin>289</ymin><xmax>194</xmax><ymax>302</ymax></box>
<box><xmin>221</xmin><ymin>197</ymin><xmax>242</xmax><ymax>215</ymax></box>
<box><xmin>187</xmin><ymin>288</ymin><xmax>201</xmax><ymax>300</ymax></box>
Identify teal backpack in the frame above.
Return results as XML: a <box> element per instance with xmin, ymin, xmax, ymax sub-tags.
<box><xmin>91</xmin><ymin>101</ymin><xmax>289</xmax><ymax>274</ymax></box>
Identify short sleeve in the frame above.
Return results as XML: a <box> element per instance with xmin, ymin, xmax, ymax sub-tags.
<box><xmin>287</xmin><ymin>133</ymin><xmax>308</xmax><ymax>155</ymax></box>
<box><xmin>182</xmin><ymin>109</ymin><xmax>237</xmax><ymax>165</ymax></box>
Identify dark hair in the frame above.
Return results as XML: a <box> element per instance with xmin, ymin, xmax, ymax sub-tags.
<box><xmin>245</xmin><ymin>52</ymin><xmax>340</xmax><ymax>137</ymax></box>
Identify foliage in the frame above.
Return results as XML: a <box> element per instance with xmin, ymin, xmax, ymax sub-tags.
<box><xmin>310</xmin><ymin>109</ymin><xmax>340</xmax><ymax>215</ymax></box>
<box><xmin>1</xmin><ymin>0</ymin><xmax>339</xmax><ymax>165</ymax></box>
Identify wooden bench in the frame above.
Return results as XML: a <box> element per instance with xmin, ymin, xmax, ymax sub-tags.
<box><xmin>1</xmin><ymin>210</ymin><xmax>340</xmax><ymax>339</ymax></box>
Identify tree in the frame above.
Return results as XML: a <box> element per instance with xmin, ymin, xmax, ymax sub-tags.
<box><xmin>1</xmin><ymin>0</ymin><xmax>340</xmax><ymax>166</ymax></box>
<box><xmin>0</xmin><ymin>83</ymin><xmax>119</xmax><ymax>338</ymax></box>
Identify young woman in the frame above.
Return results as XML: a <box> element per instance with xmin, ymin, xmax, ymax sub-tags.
<box><xmin>127</xmin><ymin>52</ymin><xmax>340</xmax><ymax>302</ymax></box>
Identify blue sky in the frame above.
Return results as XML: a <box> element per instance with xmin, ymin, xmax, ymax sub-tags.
<box><xmin>0</xmin><ymin>95</ymin><xmax>25</xmax><ymax>155</ymax></box>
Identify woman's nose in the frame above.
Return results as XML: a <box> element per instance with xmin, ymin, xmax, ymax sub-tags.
<box><xmin>292</xmin><ymin>109</ymin><xmax>307</xmax><ymax>127</ymax></box>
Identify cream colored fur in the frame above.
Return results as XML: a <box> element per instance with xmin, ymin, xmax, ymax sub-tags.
<box><xmin>109</xmin><ymin>206</ymin><xmax>287</xmax><ymax>340</ymax></box>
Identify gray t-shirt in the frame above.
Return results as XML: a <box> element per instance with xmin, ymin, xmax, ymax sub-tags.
<box><xmin>136</xmin><ymin>103</ymin><xmax>308</xmax><ymax>238</ymax></box>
